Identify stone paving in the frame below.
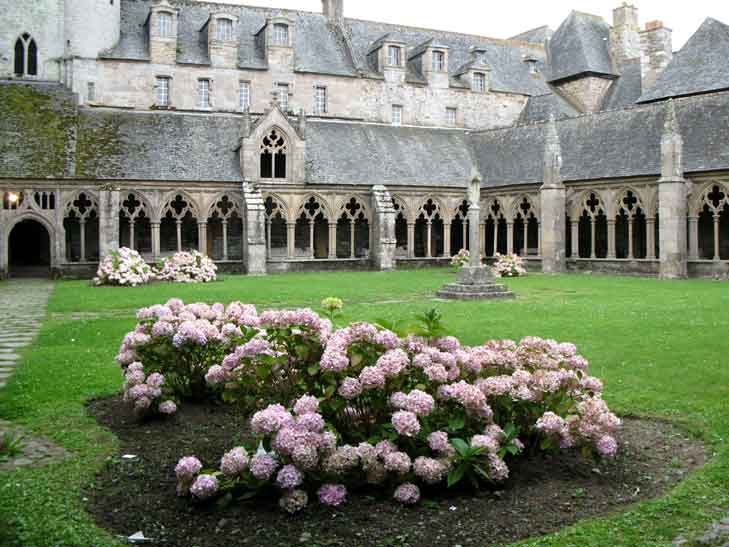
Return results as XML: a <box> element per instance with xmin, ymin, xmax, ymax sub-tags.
<box><xmin>0</xmin><ymin>279</ymin><xmax>54</xmax><ymax>390</ymax></box>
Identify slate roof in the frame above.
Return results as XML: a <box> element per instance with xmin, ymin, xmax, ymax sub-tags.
<box><xmin>469</xmin><ymin>91</ymin><xmax>729</xmax><ymax>187</ymax></box>
<box><xmin>510</xmin><ymin>26</ymin><xmax>554</xmax><ymax>45</ymax></box>
<box><xmin>547</xmin><ymin>11</ymin><xmax>617</xmax><ymax>83</ymax></box>
<box><xmin>305</xmin><ymin>122</ymin><xmax>474</xmax><ymax>186</ymax></box>
<box><xmin>602</xmin><ymin>58</ymin><xmax>643</xmax><ymax>111</ymax></box>
<box><xmin>638</xmin><ymin>18</ymin><xmax>729</xmax><ymax>103</ymax></box>
<box><xmin>519</xmin><ymin>92</ymin><xmax>581</xmax><ymax>124</ymax></box>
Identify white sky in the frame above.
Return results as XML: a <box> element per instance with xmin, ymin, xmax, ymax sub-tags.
<box><xmin>202</xmin><ymin>0</ymin><xmax>729</xmax><ymax>50</ymax></box>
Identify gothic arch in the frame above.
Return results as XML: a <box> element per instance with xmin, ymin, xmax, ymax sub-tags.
<box><xmin>14</xmin><ymin>33</ymin><xmax>38</xmax><ymax>77</ymax></box>
<box><xmin>207</xmin><ymin>193</ymin><xmax>242</xmax><ymax>220</ymax></box>
<box><xmin>63</xmin><ymin>191</ymin><xmax>100</xmax><ymax>262</ymax></box>
<box><xmin>259</xmin><ymin>126</ymin><xmax>289</xmax><ymax>180</ymax></box>
<box><xmin>614</xmin><ymin>187</ymin><xmax>646</xmax><ymax>218</ymax></box>
<box><xmin>690</xmin><ymin>180</ymin><xmax>729</xmax><ymax>217</ymax></box>
<box><xmin>295</xmin><ymin>193</ymin><xmax>333</xmax><ymax>221</ymax></box>
<box><xmin>159</xmin><ymin>190</ymin><xmax>201</xmax><ymax>221</ymax></box>
<box><xmin>119</xmin><ymin>191</ymin><xmax>152</xmax><ymax>221</ymax></box>
<box><xmin>3</xmin><ymin>211</ymin><xmax>57</xmax><ymax>275</ymax></box>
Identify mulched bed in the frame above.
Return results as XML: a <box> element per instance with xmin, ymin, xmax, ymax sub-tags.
<box><xmin>86</xmin><ymin>395</ymin><xmax>705</xmax><ymax>547</ymax></box>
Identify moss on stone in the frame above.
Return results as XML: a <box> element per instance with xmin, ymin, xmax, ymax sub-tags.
<box><xmin>76</xmin><ymin>112</ymin><xmax>127</xmax><ymax>179</ymax></box>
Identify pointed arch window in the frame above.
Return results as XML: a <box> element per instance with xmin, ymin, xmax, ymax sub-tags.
<box><xmin>260</xmin><ymin>128</ymin><xmax>287</xmax><ymax>179</ymax></box>
<box><xmin>14</xmin><ymin>33</ymin><xmax>38</xmax><ymax>77</ymax></box>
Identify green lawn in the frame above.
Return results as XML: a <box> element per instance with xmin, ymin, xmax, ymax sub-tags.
<box><xmin>1</xmin><ymin>271</ymin><xmax>729</xmax><ymax>546</ymax></box>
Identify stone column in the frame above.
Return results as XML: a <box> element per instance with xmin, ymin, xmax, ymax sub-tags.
<box><xmin>493</xmin><ymin>221</ymin><xmax>499</xmax><ymax>256</ymax></box>
<box><xmin>688</xmin><ymin>216</ymin><xmax>699</xmax><ymax>260</ymax></box>
<box><xmin>98</xmin><ymin>187</ymin><xmax>120</xmax><ymax>259</ymax></box>
<box><xmin>129</xmin><ymin>221</ymin><xmax>136</xmax><ymax>251</ymax></box>
<box><xmin>522</xmin><ymin>220</ymin><xmax>528</xmax><ymax>256</ymax></box>
<box><xmin>309</xmin><ymin>221</ymin><xmax>315</xmax><ymax>258</ymax></box>
<box><xmin>222</xmin><ymin>220</ymin><xmax>229</xmax><ymax>261</ymax></box>
<box><xmin>468</xmin><ymin>205</ymin><xmax>481</xmax><ymax>267</ymax></box>
<box><xmin>286</xmin><ymin>222</ymin><xmax>295</xmax><ymax>259</ymax></box>
<box><xmin>479</xmin><ymin>222</ymin><xmax>486</xmax><ymax>257</ymax></box>
<box><xmin>607</xmin><ymin>219</ymin><xmax>616</xmax><ymax>258</ymax></box>
<box><xmin>426</xmin><ymin>221</ymin><xmax>433</xmax><ymax>258</ymax></box>
<box><xmin>79</xmin><ymin>219</ymin><xmax>87</xmax><ymax>262</ymax></box>
<box><xmin>713</xmin><ymin>214</ymin><xmax>721</xmax><ymax>261</ymax></box>
<box><xmin>197</xmin><ymin>221</ymin><xmax>207</xmax><ymax>255</ymax></box>
<box><xmin>266</xmin><ymin>219</ymin><xmax>271</xmax><ymax>259</ymax></box>
<box><xmin>242</xmin><ymin>181</ymin><xmax>267</xmax><ymax>275</ymax></box>
<box><xmin>571</xmin><ymin>220</ymin><xmax>579</xmax><ymax>258</ymax></box>
<box><xmin>506</xmin><ymin>221</ymin><xmax>514</xmax><ymax>255</ymax></box>
<box><xmin>539</xmin><ymin>114</ymin><xmax>567</xmax><ymax>273</ymax></box>
<box><xmin>590</xmin><ymin>218</ymin><xmax>596</xmax><ymax>259</ymax></box>
<box><xmin>175</xmin><ymin>220</ymin><xmax>182</xmax><ymax>252</ymax></box>
<box><xmin>349</xmin><ymin>222</ymin><xmax>355</xmax><ymax>258</ymax></box>
<box><xmin>658</xmin><ymin>100</ymin><xmax>688</xmax><ymax>279</ymax></box>
<box><xmin>443</xmin><ymin>222</ymin><xmax>452</xmax><ymax>257</ymax></box>
<box><xmin>646</xmin><ymin>217</ymin><xmax>656</xmax><ymax>259</ymax></box>
<box><xmin>151</xmin><ymin>221</ymin><xmax>161</xmax><ymax>259</ymax></box>
<box><xmin>407</xmin><ymin>222</ymin><xmax>415</xmax><ymax>258</ymax></box>
<box><xmin>370</xmin><ymin>185</ymin><xmax>396</xmax><ymax>270</ymax></box>
<box><xmin>536</xmin><ymin>221</ymin><xmax>541</xmax><ymax>256</ymax></box>
<box><xmin>328</xmin><ymin>222</ymin><xmax>337</xmax><ymax>259</ymax></box>
<box><xmin>627</xmin><ymin>216</ymin><xmax>635</xmax><ymax>259</ymax></box>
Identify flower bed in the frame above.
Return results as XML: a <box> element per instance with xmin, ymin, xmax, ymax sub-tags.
<box><xmin>450</xmin><ymin>249</ymin><xmax>470</xmax><ymax>268</ymax></box>
<box><xmin>94</xmin><ymin>247</ymin><xmax>154</xmax><ymax>286</ymax></box>
<box><xmin>116</xmin><ymin>300</ymin><xmax>619</xmax><ymax>513</ymax></box>
<box><xmin>492</xmin><ymin>253</ymin><xmax>527</xmax><ymax>277</ymax></box>
<box><xmin>156</xmin><ymin>250</ymin><xmax>217</xmax><ymax>283</ymax></box>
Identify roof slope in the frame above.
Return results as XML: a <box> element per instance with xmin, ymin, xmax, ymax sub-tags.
<box><xmin>469</xmin><ymin>91</ymin><xmax>729</xmax><ymax>186</ymax></box>
<box><xmin>547</xmin><ymin>11</ymin><xmax>616</xmax><ymax>83</ymax></box>
<box><xmin>602</xmin><ymin>58</ymin><xmax>643</xmax><ymax>110</ymax></box>
<box><xmin>305</xmin><ymin>122</ymin><xmax>474</xmax><ymax>186</ymax></box>
<box><xmin>638</xmin><ymin>18</ymin><xmax>729</xmax><ymax>103</ymax></box>
<box><xmin>519</xmin><ymin>92</ymin><xmax>581</xmax><ymax>123</ymax></box>
<box><xmin>510</xmin><ymin>26</ymin><xmax>553</xmax><ymax>44</ymax></box>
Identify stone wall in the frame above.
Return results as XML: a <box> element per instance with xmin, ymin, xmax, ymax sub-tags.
<box><xmin>553</xmin><ymin>75</ymin><xmax>614</xmax><ymax>113</ymax></box>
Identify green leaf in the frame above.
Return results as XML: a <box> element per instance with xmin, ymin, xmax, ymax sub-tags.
<box><xmin>447</xmin><ymin>463</ymin><xmax>467</xmax><ymax>487</ymax></box>
<box><xmin>448</xmin><ymin>415</ymin><xmax>465</xmax><ymax>431</ymax></box>
<box><xmin>473</xmin><ymin>465</ymin><xmax>490</xmax><ymax>480</ymax></box>
<box><xmin>504</xmin><ymin>423</ymin><xmax>518</xmax><ymax>438</ymax></box>
<box><xmin>255</xmin><ymin>365</ymin><xmax>270</xmax><ymax>379</ymax></box>
<box><xmin>450</xmin><ymin>438</ymin><xmax>470</xmax><ymax>456</ymax></box>
<box><xmin>307</xmin><ymin>364</ymin><xmax>319</xmax><ymax>376</ymax></box>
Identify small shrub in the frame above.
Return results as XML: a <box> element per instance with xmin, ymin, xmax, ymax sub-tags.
<box><xmin>115</xmin><ymin>302</ymin><xmax>621</xmax><ymax>512</ymax></box>
<box><xmin>0</xmin><ymin>431</ymin><xmax>24</xmax><ymax>462</ymax></box>
<box><xmin>450</xmin><ymin>249</ymin><xmax>471</xmax><ymax>269</ymax></box>
<box><xmin>94</xmin><ymin>247</ymin><xmax>154</xmax><ymax>286</ymax></box>
<box><xmin>155</xmin><ymin>251</ymin><xmax>217</xmax><ymax>283</ymax></box>
<box><xmin>492</xmin><ymin>253</ymin><xmax>527</xmax><ymax>277</ymax></box>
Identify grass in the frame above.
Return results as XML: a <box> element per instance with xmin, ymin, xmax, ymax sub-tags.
<box><xmin>1</xmin><ymin>270</ymin><xmax>729</xmax><ymax>546</ymax></box>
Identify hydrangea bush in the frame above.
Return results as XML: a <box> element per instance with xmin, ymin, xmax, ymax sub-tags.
<box><xmin>156</xmin><ymin>251</ymin><xmax>217</xmax><ymax>283</ymax></box>
<box><xmin>117</xmin><ymin>301</ymin><xmax>620</xmax><ymax>512</ymax></box>
<box><xmin>492</xmin><ymin>253</ymin><xmax>528</xmax><ymax>277</ymax></box>
<box><xmin>450</xmin><ymin>249</ymin><xmax>470</xmax><ymax>268</ymax></box>
<box><xmin>94</xmin><ymin>247</ymin><xmax>154</xmax><ymax>286</ymax></box>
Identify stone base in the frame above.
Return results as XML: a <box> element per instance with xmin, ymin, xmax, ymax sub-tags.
<box><xmin>437</xmin><ymin>266</ymin><xmax>515</xmax><ymax>300</ymax></box>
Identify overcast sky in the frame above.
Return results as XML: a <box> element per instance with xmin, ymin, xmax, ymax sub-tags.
<box><xmin>203</xmin><ymin>0</ymin><xmax>729</xmax><ymax>50</ymax></box>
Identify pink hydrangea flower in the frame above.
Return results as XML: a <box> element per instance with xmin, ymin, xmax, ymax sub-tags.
<box><xmin>250</xmin><ymin>453</ymin><xmax>278</xmax><ymax>480</ymax></box>
<box><xmin>338</xmin><ymin>377</ymin><xmax>362</xmax><ymax>399</ymax></box>
<box><xmin>293</xmin><ymin>394</ymin><xmax>320</xmax><ymax>416</ymax></box>
<box><xmin>158</xmin><ymin>400</ymin><xmax>177</xmax><ymax>414</ymax></box>
<box><xmin>190</xmin><ymin>474</ymin><xmax>219</xmax><ymax>500</ymax></box>
<box><xmin>276</xmin><ymin>464</ymin><xmax>304</xmax><ymax>489</ymax></box>
<box><xmin>175</xmin><ymin>456</ymin><xmax>202</xmax><ymax>480</ymax></box>
<box><xmin>384</xmin><ymin>451</ymin><xmax>412</xmax><ymax>475</ymax></box>
<box><xmin>317</xmin><ymin>484</ymin><xmax>347</xmax><ymax>507</ymax></box>
<box><xmin>393</xmin><ymin>483</ymin><xmax>420</xmax><ymax>505</ymax></box>
<box><xmin>392</xmin><ymin>411</ymin><xmax>420</xmax><ymax>437</ymax></box>
<box><xmin>220</xmin><ymin>447</ymin><xmax>249</xmax><ymax>477</ymax></box>
<box><xmin>279</xmin><ymin>489</ymin><xmax>308</xmax><ymax>514</ymax></box>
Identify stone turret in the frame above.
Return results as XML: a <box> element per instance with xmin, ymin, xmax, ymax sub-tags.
<box><xmin>658</xmin><ymin>100</ymin><xmax>688</xmax><ymax>279</ymax></box>
<box><xmin>610</xmin><ymin>3</ymin><xmax>641</xmax><ymax>64</ymax></box>
<box><xmin>322</xmin><ymin>0</ymin><xmax>344</xmax><ymax>21</ymax></box>
<box><xmin>640</xmin><ymin>20</ymin><xmax>673</xmax><ymax>91</ymax></box>
<box><xmin>539</xmin><ymin>114</ymin><xmax>567</xmax><ymax>273</ymax></box>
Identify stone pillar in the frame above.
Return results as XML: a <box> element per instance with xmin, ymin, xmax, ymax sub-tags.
<box><xmin>658</xmin><ymin>100</ymin><xmax>688</xmax><ymax>279</ymax></box>
<box><xmin>539</xmin><ymin>114</ymin><xmax>567</xmax><ymax>273</ymax></box>
<box><xmin>426</xmin><ymin>221</ymin><xmax>433</xmax><ymax>258</ymax></box>
<box><xmin>688</xmin><ymin>216</ymin><xmax>699</xmax><ymax>260</ymax></box>
<box><xmin>328</xmin><ymin>222</ymin><xmax>337</xmax><ymax>259</ymax></box>
<box><xmin>713</xmin><ymin>215</ymin><xmax>721</xmax><ymax>261</ymax></box>
<box><xmin>571</xmin><ymin>220</ymin><xmax>579</xmax><ymax>258</ymax></box>
<box><xmin>443</xmin><ymin>222</ymin><xmax>452</xmax><ymax>257</ymax></box>
<box><xmin>506</xmin><ymin>221</ymin><xmax>514</xmax><ymax>255</ymax></box>
<box><xmin>151</xmin><ymin>221</ymin><xmax>161</xmax><ymax>259</ymax></box>
<box><xmin>468</xmin><ymin>205</ymin><xmax>481</xmax><ymax>267</ymax></box>
<box><xmin>286</xmin><ymin>222</ymin><xmax>295</xmax><ymax>259</ymax></box>
<box><xmin>370</xmin><ymin>185</ymin><xmax>396</xmax><ymax>270</ymax></box>
<box><xmin>646</xmin><ymin>217</ymin><xmax>656</xmax><ymax>259</ymax></box>
<box><xmin>590</xmin><ymin>218</ymin><xmax>596</xmax><ymax>259</ymax></box>
<box><xmin>479</xmin><ymin>222</ymin><xmax>486</xmax><ymax>257</ymax></box>
<box><xmin>536</xmin><ymin>221</ymin><xmax>541</xmax><ymax>256</ymax></box>
<box><xmin>242</xmin><ymin>181</ymin><xmax>267</xmax><ymax>275</ymax></box>
<box><xmin>222</xmin><ymin>220</ymin><xmax>229</xmax><ymax>261</ymax></box>
<box><xmin>98</xmin><ymin>187</ymin><xmax>120</xmax><ymax>258</ymax></box>
<box><xmin>266</xmin><ymin>219</ymin><xmax>271</xmax><ymax>259</ymax></box>
<box><xmin>79</xmin><ymin>219</ymin><xmax>87</xmax><ymax>262</ymax></box>
<box><xmin>309</xmin><ymin>221</ymin><xmax>315</xmax><ymax>258</ymax></box>
<box><xmin>493</xmin><ymin>221</ymin><xmax>499</xmax><ymax>256</ymax></box>
<box><xmin>175</xmin><ymin>220</ymin><xmax>182</xmax><ymax>252</ymax></box>
<box><xmin>522</xmin><ymin>220</ymin><xmax>528</xmax><ymax>256</ymax></box>
<box><xmin>349</xmin><ymin>222</ymin><xmax>355</xmax><ymax>258</ymax></box>
<box><xmin>407</xmin><ymin>222</ymin><xmax>415</xmax><ymax>258</ymax></box>
<box><xmin>607</xmin><ymin>219</ymin><xmax>616</xmax><ymax>258</ymax></box>
<box><xmin>197</xmin><ymin>221</ymin><xmax>207</xmax><ymax>255</ymax></box>
<box><xmin>627</xmin><ymin>216</ymin><xmax>635</xmax><ymax>259</ymax></box>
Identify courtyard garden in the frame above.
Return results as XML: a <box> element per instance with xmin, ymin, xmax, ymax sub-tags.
<box><xmin>0</xmin><ymin>270</ymin><xmax>728</xmax><ymax>546</ymax></box>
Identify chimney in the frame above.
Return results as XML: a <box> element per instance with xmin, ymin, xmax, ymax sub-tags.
<box><xmin>322</xmin><ymin>0</ymin><xmax>343</xmax><ymax>21</ymax></box>
<box><xmin>640</xmin><ymin>20</ymin><xmax>673</xmax><ymax>91</ymax></box>
<box><xmin>610</xmin><ymin>3</ymin><xmax>641</xmax><ymax>65</ymax></box>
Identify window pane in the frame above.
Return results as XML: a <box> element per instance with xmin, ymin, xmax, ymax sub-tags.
<box><xmin>447</xmin><ymin>108</ymin><xmax>457</xmax><ymax>126</ymax></box>
<box><xmin>158</xmin><ymin>13</ymin><xmax>172</xmax><ymax>37</ymax></box>
<box><xmin>239</xmin><ymin>82</ymin><xmax>250</xmax><ymax>110</ymax></box>
<box><xmin>388</xmin><ymin>46</ymin><xmax>401</xmax><ymax>66</ymax></box>
<box><xmin>278</xmin><ymin>84</ymin><xmax>289</xmax><ymax>110</ymax></box>
<box><xmin>156</xmin><ymin>77</ymin><xmax>169</xmax><ymax>106</ymax></box>
<box><xmin>217</xmin><ymin>19</ymin><xmax>233</xmax><ymax>41</ymax></box>
<box><xmin>315</xmin><ymin>86</ymin><xmax>327</xmax><ymax>114</ymax></box>
<box><xmin>14</xmin><ymin>39</ymin><xmax>24</xmax><ymax>75</ymax></box>
<box><xmin>273</xmin><ymin>24</ymin><xmax>289</xmax><ymax>45</ymax></box>
<box><xmin>473</xmin><ymin>73</ymin><xmax>485</xmax><ymax>92</ymax></box>
<box><xmin>433</xmin><ymin>51</ymin><xmax>444</xmax><ymax>71</ymax></box>
<box><xmin>392</xmin><ymin>105</ymin><xmax>402</xmax><ymax>126</ymax></box>
<box><xmin>27</xmin><ymin>39</ymin><xmax>37</xmax><ymax>76</ymax></box>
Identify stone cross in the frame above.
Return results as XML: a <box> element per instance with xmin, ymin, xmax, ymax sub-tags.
<box><xmin>468</xmin><ymin>177</ymin><xmax>481</xmax><ymax>267</ymax></box>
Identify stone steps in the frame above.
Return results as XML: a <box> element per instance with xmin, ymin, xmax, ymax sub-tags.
<box><xmin>437</xmin><ymin>288</ymin><xmax>516</xmax><ymax>300</ymax></box>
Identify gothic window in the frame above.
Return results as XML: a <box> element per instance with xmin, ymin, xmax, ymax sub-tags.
<box><xmin>615</xmin><ymin>190</ymin><xmax>646</xmax><ymax>259</ymax></box>
<box><xmin>514</xmin><ymin>197</ymin><xmax>538</xmax><ymax>257</ymax></box>
<box><xmin>432</xmin><ymin>50</ymin><xmax>445</xmax><ymax>71</ymax></box>
<box><xmin>392</xmin><ymin>198</ymin><xmax>408</xmax><ymax>254</ymax></box>
<box><xmin>446</xmin><ymin>107</ymin><xmax>457</xmax><ymax>127</ymax></box>
<box><xmin>260</xmin><ymin>128</ymin><xmax>287</xmax><ymax>179</ymax></box>
<box><xmin>208</xmin><ymin>195</ymin><xmax>242</xmax><ymax>260</ymax></box>
<box><xmin>451</xmin><ymin>200</ymin><xmax>469</xmax><ymax>256</ymax></box>
<box><xmin>295</xmin><ymin>196</ymin><xmax>329</xmax><ymax>259</ymax></box>
<box><xmin>34</xmin><ymin>191</ymin><xmax>55</xmax><ymax>210</ymax></box>
<box><xmin>158</xmin><ymin>12</ymin><xmax>173</xmax><ymax>37</ymax></box>
<box><xmin>119</xmin><ymin>193</ymin><xmax>152</xmax><ymax>253</ymax></box>
<box><xmin>336</xmin><ymin>197</ymin><xmax>369</xmax><ymax>258</ymax></box>
<box><xmin>216</xmin><ymin>18</ymin><xmax>233</xmax><ymax>41</ymax></box>
<box><xmin>415</xmin><ymin>199</ymin><xmax>444</xmax><ymax>258</ymax></box>
<box><xmin>578</xmin><ymin>192</ymin><xmax>608</xmax><ymax>259</ymax></box>
<box><xmin>64</xmin><ymin>192</ymin><xmax>99</xmax><ymax>262</ymax></box>
<box><xmin>277</xmin><ymin>83</ymin><xmax>289</xmax><ymax>110</ymax></box>
<box><xmin>388</xmin><ymin>45</ymin><xmax>402</xmax><ymax>67</ymax></box>
<box><xmin>473</xmin><ymin>72</ymin><xmax>486</xmax><ymax>93</ymax></box>
<box><xmin>14</xmin><ymin>33</ymin><xmax>38</xmax><ymax>77</ymax></box>
<box><xmin>697</xmin><ymin>184</ymin><xmax>729</xmax><ymax>260</ymax></box>
<box><xmin>264</xmin><ymin>196</ymin><xmax>288</xmax><ymax>259</ymax></box>
<box><xmin>161</xmin><ymin>194</ymin><xmax>199</xmax><ymax>253</ymax></box>
<box><xmin>273</xmin><ymin>23</ymin><xmax>289</xmax><ymax>45</ymax></box>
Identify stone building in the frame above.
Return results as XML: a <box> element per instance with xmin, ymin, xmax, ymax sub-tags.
<box><xmin>0</xmin><ymin>0</ymin><xmax>728</xmax><ymax>278</ymax></box>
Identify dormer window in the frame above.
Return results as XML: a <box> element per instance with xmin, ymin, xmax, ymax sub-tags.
<box><xmin>260</xmin><ymin>128</ymin><xmax>287</xmax><ymax>179</ymax></box>
<box><xmin>198</xmin><ymin>79</ymin><xmax>211</xmax><ymax>109</ymax></box>
<box><xmin>273</xmin><ymin>23</ymin><xmax>289</xmax><ymax>45</ymax></box>
<box><xmin>158</xmin><ymin>12</ymin><xmax>173</xmax><ymax>37</ymax></box>
<box><xmin>473</xmin><ymin>72</ymin><xmax>486</xmax><ymax>93</ymax></box>
<box><xmin>216</xmin><ymin>18</ymin><xmax>233</xmax><ymax>41</ymax></box>
<box><xmin>277</xmin><ymin>83</ymin><xmax>289</xmax><ymax>111</ymax></box>
<box><xmin>524</xmin><ymin>56</ymin><xmax>539</xmax><ymax>74</ymax></box>
<box><xmin>432</xmin><ymin>51</ymin><xmax>445</xmax><ymax>72</ymax></box>
<box><xmin>388</xmin><ymin>45</ymin><xmax>402</xmax><ymax>67</ymax></box>
<box><xmin>14</xmin><ymin>33</ymin><xmax>38</xmax><ymax>77</ymax></box>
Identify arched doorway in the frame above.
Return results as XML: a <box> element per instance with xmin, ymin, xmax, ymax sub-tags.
<box><xmin>8</xmin><ymin>219</ymin><xmax>51</xmax><ymax>277</ymax></box>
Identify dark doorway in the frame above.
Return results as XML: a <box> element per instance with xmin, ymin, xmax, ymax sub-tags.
<box><xmin>8</xmin><ymin>219</ymin><xmax>50</xmax><ymax>277</ymax></box>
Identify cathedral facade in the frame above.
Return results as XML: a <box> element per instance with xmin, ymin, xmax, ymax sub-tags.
<box><xmin>1</xmin><ymin>0</ymin><xmax>728</xmax><ymax>279</ymax></box>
